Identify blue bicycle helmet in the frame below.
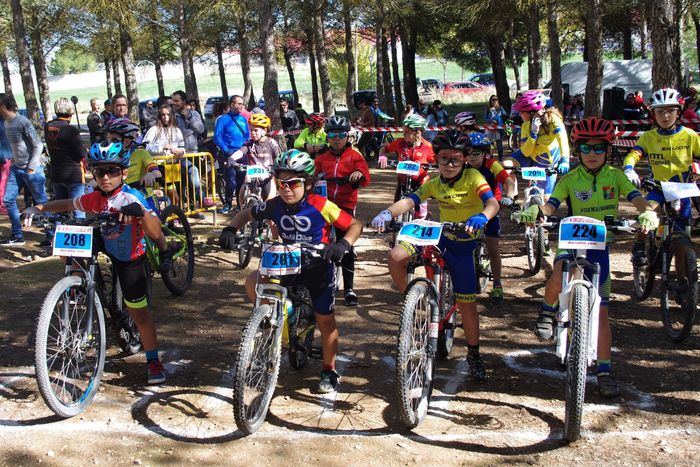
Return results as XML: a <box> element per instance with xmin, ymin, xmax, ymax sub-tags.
<box><xmin>89</xmin><ymin>141</ymin><xmax>132</xmax><ymax>167</ymax></box>
<box><xmin>469</xmin><ymin>132</ymin><xmax>491</xmax><ymax>152</ymax></box>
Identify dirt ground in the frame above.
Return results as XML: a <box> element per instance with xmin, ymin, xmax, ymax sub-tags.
<box><xmin>1</xmin><ymin>168</ymin><xmax>699</xmax><ymax>466</ymax></box>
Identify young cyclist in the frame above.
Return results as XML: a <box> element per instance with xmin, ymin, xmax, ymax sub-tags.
<box><xmin>505</xmin><ymin>91</ymin><xmax>570</xmax><ymax>200</ymax></box>
<box><xmin>219</xmin><ymin>149</ymin><xmax>363</xmax><ymax>393</ymax></box>
<box><xmin>622</xmin><ymin>87</ymin><xmax>700</xmax><ymax>263</ymax></box>
<box><xmin>227</xmin><ymin>113</ymin><xmax>280</xmax><ymax>206</ymax></box>
<box><xmin>371</xmin><ymin>129</ymin><xmax>500</xmax><ymax>382</ymax></box>
<box><xmin>377</xmin><ymin>114</ymin><xmax>436</xmax><ymax>219</ymax></box>
<box><xmin>519</xmin><ymin>117</ymin><xmax>659</xmax><ymax>397</ymax></box>
<box><xmin>23</xmin><ymin>142</ymin><xmax>175</xmax><ymax>384</ymax></box>
<box><xmin>314</xmin><ymin>116</ymin><xmax>371</xmax><ymax>306</ymax></box>
<box><xmin>294</xmin><ymin>113</ymin><xmax>327</xmax><ymax>158</ymax></box>
<box><xmin>467</xmin><ymin>132</ymin><xmax>516</xmax><ymax>304</ymax></box>
<box><xmin>454</xmin><ymin>111</ymin><xmax>477</xmax><ymax>133</ymax></box>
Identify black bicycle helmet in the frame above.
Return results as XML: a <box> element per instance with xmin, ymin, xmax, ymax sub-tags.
<box><xmin>432</xmin><ymin>129</ymin><xmax>472</xmax><ymax>153</ymax></box>
<box><xmin>104</xmin><ymin>117</ymin><xmax>141</xmax><ymax>141</ymax></box>
<box><xmin>324</xmin><ymin>115</ymin><xmax>351</xmax><ymax>132</ymax></box>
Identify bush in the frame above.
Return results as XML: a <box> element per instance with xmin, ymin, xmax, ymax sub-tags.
<box><xmin>48</xmin><ymin>40</ymin><xmax>97</xmax><ymax>76</ymax></box>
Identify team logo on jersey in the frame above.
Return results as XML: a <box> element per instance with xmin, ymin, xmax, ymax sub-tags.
<box><xmin>280</xmin><ymin>215</ymin><xmax>311</xmax><ymax>232</ymax></box>
<box><xmin>602</xmin><ymin>185</ymin><xmax>615</xmax><ymax>200</ymax></box>
<box><xmin>574</xmin><ymin>188</ymin><xmax>594</xmax><ymax>202</ymax></box>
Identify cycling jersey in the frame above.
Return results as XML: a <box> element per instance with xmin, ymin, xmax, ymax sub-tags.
<box><xmin>469</xmin><ymin>158</ymin><xmax>509</xmax><ymax>201</ymax></box>
<box><xmin>314</xmin><ymin>146</ymin><xmax>371</xmax><ymax>211</ymax></box>
<box><xmin>293</xmin><ymin>128</ymin><xmax>327</xmax><ymax>155</ymax></box>
<box><xmin>516</xmin><ymin>114</ymin><xmax>570</xmax><ymax>166</ymax></box>
<box><xmin>74</xmin><ymin>184</ymin><xmax>152</xmax><ymax>261</ymax></box>
<box><xmin>408</xmin><ymin>167</ymin><xmax>493</xmax><ymax>227</ymax></box>
<box><xmin>236</xmin><ymin>137</ymin><xmax>280</xmax><ymax>170</ymax></box>
<box><xmin>251</xmin><ymin>193</ymin><xmax>354</xmax><ymax>244</ymax></box>
<box><xmin>386</xmin><ymin>137</ymin><xmax>435</xmax><ymax>184</ymax></box>
<box><xmin>125</xmin><ymin>148</ymin><xmax>158</xmax><ymax>187</ymax></box>
<box><xmin>623</xmin><ymin>126</ymin><xmax>700</xmax><ymax>181</ymax></box>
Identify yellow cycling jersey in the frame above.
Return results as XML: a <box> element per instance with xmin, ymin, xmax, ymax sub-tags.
<box><xmin>125</xmin><ymin>148</ymin><xmax>158</xmax><ymax>187</ymax></box>
<box><xmin>623</xmin><ymin>126</ymin><xmax>700</xmax><ymax>181</ymax></box>
<box><xmin>519</xmin><ymin>114</ymin><xmax>570</xmax><ymax>165</ymax></box>
<box><xmin>407</xmin><ymin>167</ymin><xmax>493</xmax><ymax>224</ymax></box>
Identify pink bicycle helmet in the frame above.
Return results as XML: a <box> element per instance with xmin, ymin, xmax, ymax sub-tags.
<box><xmin>512</xmin><ymin>91</ymin><xmax>546</xmax><ymax>112</ymax></box>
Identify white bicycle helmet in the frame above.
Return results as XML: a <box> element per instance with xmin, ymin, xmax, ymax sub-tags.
<box><xmin>649</xmin><ymin>88</ymin><xmax>683</xmax><ymax>109</ymax></box>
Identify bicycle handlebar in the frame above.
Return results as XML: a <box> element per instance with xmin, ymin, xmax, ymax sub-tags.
<box><xmin>515</xmin><ymin>166</ymin><xmax>558</xmax><ymax>176</ymax></box>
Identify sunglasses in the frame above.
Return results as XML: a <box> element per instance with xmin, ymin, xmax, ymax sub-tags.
<box><xmin>327</xmin><ymin>131</ymin><xmax>348</xmax><ymax>139</ymax></box>
<box><xmin>578</xmin><ymin>143</ymin><xmax>608</xmax><ymax>155</ymax></box>
<box><xmin>92</xmin><ymin>167</ymin><xmax>123</xmax><ymax>178</ymax></box>
<box><xmin>276</xmin><ymin>178</ymin><xmax>306</xmax><ymax>190</ymax></box>
<box><xmin>437</xmin><ymin>155</ymin><xmax>466</xmax><ymax>166</ymax></box>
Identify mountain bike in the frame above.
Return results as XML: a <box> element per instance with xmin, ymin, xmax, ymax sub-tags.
<box><xmin>233</xmin><ymin>163</ymin><xmax>273</xmax><ymax>269</ymax></box>
<box><xmin>632</xmin><ymin>178</ymin><xmax>698</xmax><ymax>342</ymax></box>
<box><xmin>233</xmin><ymin>242</ymin><xmax>327</xmax><ymax>435</ymax></box>
<box><xmin>504</xmin><ymin>119</ymin><xmax>521</xmax><ymax>152</ymax></box>
<box><xmin>387</xmin><ymin>161</ymin><xmax>427</xmax><ymax>247</ymax></box>
<box><xmin>392</xmin><ymin>220</ymin><xmax>468</xmax><ymax>428</ymax></box>
<box><xmin>34</xmin><ymin>214</ymin><xmax>142</xmax><ymax>418</ymax></box>
<box><xmin>551</xmin><ymin>215</ymin><xmax>635</xmax><ymax>442</ymax></box>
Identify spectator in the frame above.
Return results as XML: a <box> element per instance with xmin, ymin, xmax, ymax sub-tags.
<box><xmin>187</xmin><ymin>99</ymin><xmax>201</xmax><ymax>114</ymax></box>
<box><xmin>682</xmin><ymin>94</ymin><xmax>699</xmax><ymax>131</ymax></box>
<box><xmin>623</xmin><ymin>93</ymin><xmax>644</xmax><ymax>120</ymax></box>
<box><xmin>280</xmin><ymin>98</ymin><xmax>300</xmax><ymax>148</ymax></box>
<box><xmin>568</xmin><ymin>95</ymin><xmax>584</xmax><ymax>120</ymax></box>
<box><xmin>214</xmin><ymin>94</ymin><xmax>250</xmax><ymax>213</ymax></box>
<box><xmin>425</xmin><ymin>100</ymin><xmax>448</xmax><ymax>141</ymax></box>
<box><xmin>484</xmin><ymin>94</ymin><xmax>507</xmax><ymax>159</ymax></box>
<box><xmin>87</xmin><ymin>98</ymin><xmax>104</xmax><ymax>144</ymax></box>
<box><xmin>213</xmin><ymin>101</ymin><xmax>230</xmax><ymax>124</ymax></box>
<box><xmin>44</xmin><ymin>98</ymin><xmax>86</xmax><ymax>220</ymax></box>
<box><xmin>142</xmin><ymin>100</ymin><xmax>158</xmax><ymax>130</ymax></box>
<box><xmin>0</xmin><ymin>93</ymin><xmax>47</xmax><ymax>246</ymax></box>
<box><xmin>156</xmin><ymin>95</ymin><xmax>172</xmax><ymax>109</ymax></box>
<box><xmin>0</xmin><ymin>117</ymin><xmax>11</xmax><ymax>215</ymax></box>
<box><xmin>112</xmin><ymin>93</ymin><xmax>129</xmax><ymax>119</ymax></box>
<box><xmin>294</xmin><ymin>102</ymin><xmax>309</xmax><ymax>127</ymax></box>
<box><xmin>415</xmin><ymin>99</ymin><xmax>429</xmax><ymax>117</ymax></box>
<box><xmin>354</xmin><ymin>98</ymin><xmax>376</xmax><ymax>159</ymax></box>
<box><xmin>101</xmin><ymin>98</ymin><xmax>113</xmax><ymax>126</ymax></box>
<box><xmin>401</xmin><ymin>104</ymin><xmax>414</xmax><ymax>121</ymax></box>
<box><xmin>143</xmin><ymin>105</ymin><xmax>186</xmax><ymax>155</ymax></box>
<box><xmin>509</xmin><ymin>92</ymin><xmax>524</xmax><ymax>125</ymax></box>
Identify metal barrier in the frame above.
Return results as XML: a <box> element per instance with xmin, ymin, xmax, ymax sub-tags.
<box><xmin>151</xmin><ymin>152</ymin><xmax>218</xmax><ymax>226</ymax></box>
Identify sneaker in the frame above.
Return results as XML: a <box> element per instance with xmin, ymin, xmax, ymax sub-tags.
<box><xmin>0</xmin><ymin>236</ymin><xmax>25</xmax><ymax>247</ymax></box>
<box><xmin>535</xmin><ymin>310</ymin><xmax>555</xmax><ymax>341</ymax></box>
<box><xmin>490</xmin><ymin>286</ymin><xmax>504</xmax><ymax>304</ymax></box>
<box><xmin>218</xmin><ymin>205</ymin><xmax>232</xmax><ymax>214</ymax></box>
<box><xmin>189</xmin><ymin>212</ymin><xmax>206</xmax><ymax>220</ymax></box>
<box><xmin>344</xmin><ymin>289</ymin><xmax>358</xmax><ymax>306</ymax></box>
<box><xmin>632</xmin><ymin>241</ymin><xmax>647</xmax><ymax>266</ymax></box>
<box><xmin>597</xmin><ymin>373</ymin><xmax>621</xmax><ymax>398</ymax></box>
<box><xmin>318</xmin><ymin>369</ymin><xmax>340</xmax><ymax>394</ymax></box>
<box><xmin>158</xmin><ymin>247</ymin><xmax>174</xmax><ymax>274</ymax></box>
<box><xmin>543</xmin><ymin>239</ymin><xmax>552</xmax><ymax>257</ymax></box>
<box><xmin>147</xmin><ymin>360</ymin><xmax>166</xmax><ymax>385</ymax></box>
<box><xmin>203</xmin><ymin>197</ymin><xmax>216</xmax><ymax>208</ymax></box>
<box><xmin>466</xmin><ymin>354</ymin><xmax>487</xmax><ymax>382</ymax></box>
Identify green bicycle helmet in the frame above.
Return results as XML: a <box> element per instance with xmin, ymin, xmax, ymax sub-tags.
<box><xmin>402</xmin><ymin>113</ymin><xmax>428</xmax><ymax>131</ymax></box>
<box><xmin>274</xmin><ymin>149</ymin><xmax>315</xmax><ymax>176</ymax></box>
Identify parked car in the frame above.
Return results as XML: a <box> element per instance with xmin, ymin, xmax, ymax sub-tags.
<box><xmin>204</xmin><ymin>96</ymin><xmax>225</xmax><ymax>120</ymax></box>
<box><xmin>18</xmin><ymin>108</ymin><xmax>45</xmax><ymax>126</ymax></box>
<box><xmin>469</xmin><ymin>73</ymin><xmax>517</xmax><ymax>91</ymax></box>
<box><xmin>257</xmin><ymin>90</ymin><xmax>297</xmax><ymax>111</ymax></box>
<box><xmin>420</xmin><ymin>79</ymin><xmax>444</xmax><ymax>92</ymax></box>
<box><xmin>443</xmin><ymin>81</ymin><xmax>485</xmax><ymax>94</ymax></box>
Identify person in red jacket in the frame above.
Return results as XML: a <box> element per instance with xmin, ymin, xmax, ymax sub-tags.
<box><xmin>315</xmin><ymin>116</ymin><xmax>371</xmax><ymax>306</ymax></box>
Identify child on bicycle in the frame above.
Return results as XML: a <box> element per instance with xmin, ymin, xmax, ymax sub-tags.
<box><xmin>505</xmin><ymin>91</ymin><xmax>570</xmax><ymax>200</ymax></box>
<box><xmin>227</xmin><ymin>113</ymin><xmax>280</xmax><ymax>206</ymax></box>
<box><xmin>377</xmin><ymin>114</ymin><xmax>435</xmax><ymax>219</ymax></box>
<box><xmin>294</xmin><ymin>113</ymin><xmax>327</xmax><ymax>159</ymax></box>
<box><xmin>623</xmin><ymin>88</ymin><xmax>700</xmax><ymax>262</ymax></box>
<box><xmin>314</xmin><ymin>116</ymin><xmax>371</xmax><ymax>306</ymax></box>
<box><xmin>467</xmin><ymin>132</ymin><xmax>516</xmax><ymax>304</ymax></box>
<box><xmin>519</xmin><ymin>117</ymin><xmax>659</xmax><ymax>397</ymax></box>
<box><xmin>219</xmin><ymin>149</ymin><xmax>363</xmax><ymax>393</ymax></box>
<box><xmin>23</xmin><ymin>141</ymin><xmax>176</xmax><ymax>384</ymax></box>
<box><xmin>371</xmin><ymin>129</ymin><xmax>500</xmax><ymax>382</ymax></box>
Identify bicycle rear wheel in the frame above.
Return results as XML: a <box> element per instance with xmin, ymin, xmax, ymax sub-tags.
<box><xmin>632</xmin><ymin>232</ymin><xmax>656</xmax><ymax>300</ymax></box>
<box><xmin>233</xmin><ymin>304</ymin><xmax>283</xmax><ymax>435</ymax></box>
<box><xmin>564</xmin><ymin>284</ymin><xmax>590</xmax><ymax>442</ymax></box>
<box><xmin>396</xmin><ymin>281</ymin><xmax>435</xmax><ymax>428</ymax></box>
<box><xmin>159</xmin><ymin>205</ymin><xmax>195</xmax><ymax>296</ymax></box>
<box><xmin>35</xmin><ymin>276</ymin><xmax>106</xmax><ymax>418</ymax></box>
<box><xmin>660</xmin><ymin>240</ymin><xmax>698</xmax><ymax>343</ymax></box>
<box><xmin>288</xmin><ymin>301</ymin><xmax>316</xmax><ymax>370</ymax></box>
<box><xmin>475</xmin><ymin>241</ymin><xmax>491</xmax><ymax>294</ymax></box>
<box><xmin>111</xmin><ymin>273</ymin><xmax>141</xmax><ymax>355</ymax></box>
<box><xmin>436</xmin><ymin>271</ymin><xmax>456</xmax><ymax>360</ymax></box>
<box><xmin>238</xmin><ymin>219</ymin><xmax>258</xmax><ymax>269</ymax></box>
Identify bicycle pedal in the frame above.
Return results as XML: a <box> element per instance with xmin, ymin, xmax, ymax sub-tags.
<box><xmin>309</xmin><ymin>346</ymin><xmax>323</xmax><ymax>359</ymax></box>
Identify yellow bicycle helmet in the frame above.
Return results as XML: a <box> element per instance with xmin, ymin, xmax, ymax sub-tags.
<box><xmin>249</xmin><ymin>113</ymin><xmax>271</xmax><ymax>129</ymax></box>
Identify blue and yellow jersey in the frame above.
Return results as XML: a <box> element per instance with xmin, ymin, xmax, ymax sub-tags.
<box><xmin>519</xmin><ymin>114</ymin><xmax>570</xmax><ymax>166</ymax></box>
<box><xmin>623</xmin><ymin>126</ymin><xmax>700</xmax><ymax>182</ymax></box>
<box><xmin>408</xmin><ymin>167</ymin><xmax>493</xmax><ymax>226</ymax></box>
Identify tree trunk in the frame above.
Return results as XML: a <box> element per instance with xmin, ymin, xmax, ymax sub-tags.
<box><xmin>399</xmin><ymin>24</ymin><xmax>418</xmax><ymax>107</ymax></box>
<box><xmin>215</xmin><ymin>37</ymin><xmax>228</xmax><ymax>101</ymax></box>
<box><xmin>282</xmin><ymin>44</ymin><xmax>299</xmax><ymax>107</ymax></box>
<box><xmin>313</xmin><ymin>0</ymin><xmax>332</xmax><ymax>114</ymax></box>
<box><xmin>584</xmin><ymin>0</ymin><xmax>603</xmax><ymax>116</ymax></box>
<box><xmin>238</xmin><ymin>15</ymin><xmax>254</xmax><ymax>106</ymax></box>
<box><xmin>650</xmin><ymin>0</ymin><xmax>679</xmax><ymax>89</ymax></box>
<box><xmin>112</xmin><ymin>56</ymin><xmax>122</xmax><ymax>95</ymax></box>
<box><xmin>0</xmin><ymin>48</ymin><xmax>12</xmax><ymax>94</ymax></box>
<box><xmin>150</xmin><ymin>3</ymin><xmax>165</xmax><ymax>97</ymax></box>
<box><xmin>640</xmin><ymin>1</ymin><xmax>648</xmax><ymax>59</ymax></box>
<box><xmin>343</xmin><ymin>0</ymin><xmax>355</xmax><ymax>110</ymax></box>
<box><xmin>188</xmin><ymin>55</ymin><xmax>200</xmax><ymax>108</ymax></box>
<box><xmin>693</xmin><ymin>7</ymin><xmax>700</xmax><ymax>78</ymax></box>
<box><xmin>375</xmin><ymin>27</ymin><xmax>384</xmax><ymax>100</ymax></box>
<box><xmin>506</xmin><ymin>20</ymin><xmax>521</xmax><ymax>91</ymax></box>
<box><xmin>305</xmin><ymin>26</ymin><xmax>320</xmax><ymax>112</ymax></box>
<box><xmin>547</xmin><ymin>0</ymin><xmax>563</xmax><ymax>109</ymax></box>
<box><xmin>104</xmin><ymin>57</ymin><xmax>112</xmax><ymax>98</ymax></box>
<box><xmin>526</xmin><ymin>3</ymin><xmax>542</xmax><ymax>89</ymax></box>
<box><xmin>29</xmin><ymin>22</ymin><xmax>51</xmax><ymax>122</ymax></box>
<box><xmin>10</xmin><ymin>0</ymin><xmax>40</xmax><ymax>126</ymax></box>
<box><xmin>259</xmin><ymin>0</ymin><xmax>284</xmax><ymax>145</ymax></box>
<box><xmin>622</xmin><ymin>16</ymin><xmax>633</xmax><ymax>59</ymax></box>
<box><xmin>485</xmin><ymin>35</ymin><xmax>512</xmax><ymax>112</ymax></box>
<box><xmin>120</xmin><ymin>29</ymin><xmax>140</xmax><ymax>122</ymax></box>
<box><xmin>390</xmin><ymin>30</ymin><xmax>404</xmax><ymax>118</ymax></box>
<box><xmin>178</xmin><ymin>0</ymin><xmax>196</xmax><ymax>102</ymax></box>
<box><xmin>380</xmin><ymin>28</ymin><xmax>395</xmax><ymax>119</ymax></box>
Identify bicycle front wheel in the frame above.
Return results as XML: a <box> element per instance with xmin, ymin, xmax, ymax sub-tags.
<box><xmin>526</xmin><ymin>226</ymin><xmax>546</xmax><ymax>276</ymax></box>
<box><xmin>564</xmin><ymin>284</ymin><xmax>590</xmax><ymax>442</ymax></box>
<box><xmin>159</xmin><ymin>205</ymin><xmax>195</xmax><ymax>296</ymax></box>
<box><xmin>436</xmin><ymin>271</ymin><xmax>456</xmax><ymax>360</ymax></box>
<box><xmin>632</xmin><ymin>231</ymin><xmax>656</xmax><ymax>300</ymax></box>
<box><xmin>237</xmin><ymin>219</ymin><xmax>257</xmax><ymax>269</ymax></box>
<box><xmin>475</xmin><ymin>241</ymin><xmax>491</xmax><ymax>293</ymax></box>
<box><xmin>660</xmin><ymin>240</ymin><xmax>698</xmax><ymax>343</ymax></box>
<box><xmin>396</xmin><ymin>281</ymin><xmax>435</xmax><ymax>428</ymax></box>
<box><xmin>35</xmin><ymin>276</ymin><xmax>106</xmax><ymax>418</ymax></box>
<box><xmin>233</xmin><ymin>304</ymin><xmax>283</xmax><ymax>435</ymax></box>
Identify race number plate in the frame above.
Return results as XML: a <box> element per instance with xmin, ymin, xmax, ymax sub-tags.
<box><xmin>558</xmin><ymin>216</ymin><xmax>606</xmax><ymax>250</ymax></box>
<box><xmin>314</xmin><ymin>180</ymin><xmax>327</xmax><ymax>197</ymax></box>
<box><xmin>259</xmin><ymin>244</ymin><xmax>302</xmax><ymax>276</ymax></box>
<box><xmin>521</xmin><ymin>167</ymin><xmax>547</xmax><ymax>181</ymax></box>
<box><xmin>660</xmin><ymin>182</ymin><xmax>700</xmax><ymax>202</ymax></box>
<box><xmin>396</xmin><ymin>161</ymin><xmax>421</xmax><ymax>177</ymax></box>
<box><xmin>246</xmin><ymin>165</ymin><xmax>269</xmax><ymax>181</ymax></box>
<box><xmin>396</xmin><ymin>220</ymin><xmax>444</xmax><ymax>246</ymax></box>
<box><xmin>52</xmin><ymin>225</ymin><xmax>93</xmax><ymax>257</ymax></box>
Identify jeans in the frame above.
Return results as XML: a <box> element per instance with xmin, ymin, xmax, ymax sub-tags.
<box><xmin>0</xmin><ymin>162</ymin><xmax>10</xmax><ymax>210</ymax></box>
<box><xmin>53</xmin><ymin>182</ymin><xmax>86</xmax><ymax>219</ymax></box>
<box><xmin>4</xmin><ymin>165</ymin><xmax>48</xmax><ymax>238</ymax></box>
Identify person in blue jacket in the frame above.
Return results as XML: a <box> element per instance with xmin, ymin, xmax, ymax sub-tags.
<box><xmin>214</xmin><ymin>95</ymin><xmax>250</xmax><ymax>213</ymax></box>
